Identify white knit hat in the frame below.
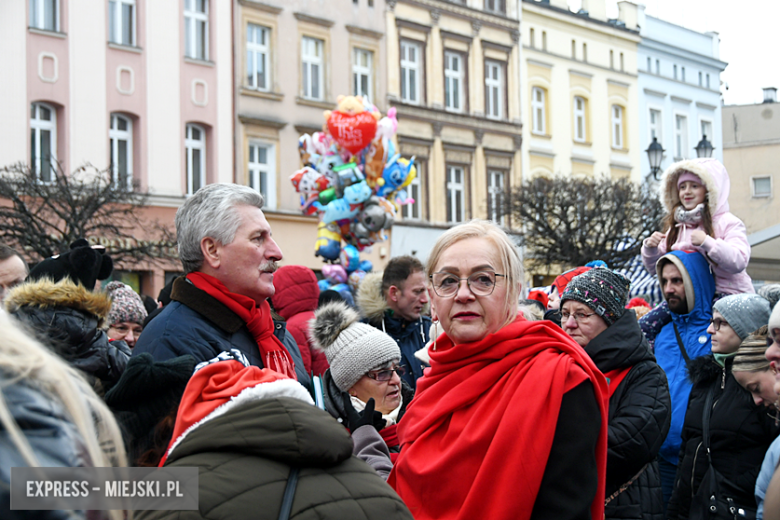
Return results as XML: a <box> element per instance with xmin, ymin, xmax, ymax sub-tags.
<box><xmin>310</xmin><ymin>301</ymin><xmax>401</xmax><ymax>392</ymax></box>
<box><xmin>769</xmin><ymin>300</ymin><xmax>780</xmax><ymax>341</ymax></box>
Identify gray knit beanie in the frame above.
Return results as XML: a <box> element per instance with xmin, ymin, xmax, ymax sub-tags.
<box><xmin>310</xmin><ymin>301</ymin><xmax>401</xmax><ymax>392</ymax></box>
<box><xmin>758</xmin><ymin>284</ymin><xmax>780</xmax><ymax>311</ymax></box>
<box><xmin>560</xmin><ymin>267</ymin><xmax>630</xmax><ymax>326</ymax></box>
<box><xmin>714</xmin><ymin>294</ymin><xmax>771</xmax><ymax>342</ymax></box>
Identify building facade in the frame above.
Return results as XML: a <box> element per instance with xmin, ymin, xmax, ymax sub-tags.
<box><xmin>637</xmin><ymin>8</ymin><xmax>726</xmax><ymax>180</ymax></box>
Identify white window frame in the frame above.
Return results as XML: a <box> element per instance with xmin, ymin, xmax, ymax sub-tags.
<box><xmin>444</xmin><ymin>51</ymin><xmax>465</xmax><ymax>113</ymax></box>
<box><xmin>185</xmin><ymin>124</ymin><xmax>206</xmax><ymax>196</ymax></box>
<box><xmin>706</xmin><ymin>74</ymin><xmax>710</xmax><ymax>89</ymax></box>
<box><xmin>184</xmin><ymin>0</ymin><xmax>209</xmax><ymax>60</ymax></box>
<box><xmin>698</xmin><ymin>71</ymin><xmax>703</xmax><ymax>86</ymax></box>
<box><xmin>532</xmin><ymin>86</ymin><xmax>546</xmax><ymax>135</ymax></box>
<box><xmin>485</xmin><ymin>60</ymin><xmax>503</xmax><ymax>120</ymax></box>
<box><xmin>751</xmin><ymin>176</ymin><xmax>772</xmax><ymax>198</ymax></box>
<box><xmin>401</xmin><ymin>160</ymin><xmax>423</xmax><ymax>221</ymax></box>
<box><xmin>29</xmin><ymin>0</ymin><xmax>59</xmax><ymax>31</ymax></box>
<box><xmin>353</xmin><ymin>48</ymin><xmax>373</xmax><ymax>102</ymax></box>
<box><xmin>529</xmin><ymin>28</ymin><xmax>535</xmax><ymax>49</ymax></box>
<box><xmin>30</xmin><ymin>102</ymin><xmax>57</xmax><ymax>183</ymax></box>
<box><xmin>573</xmin><ymin>96</ymin><xmax>586</xmax><ymax>143</ymax></box>
<box><xmin>301</xmin><ymin>36</ymin><xmax>324</xmax><ymax>101</ymax></box>
<box><xmin>446</xmin><ymin>165</ymin><xmax>465</xmax><ymax>224</ymax></box>
<box><xmin>673</xmin><ymin>64</ymin><xmax>678</xmax><ymax>80</ymax></box>
<box><xmin>487</xmin><ymin>169</ymin><xmax>506</xmax><ymax>226</ymax></box>
<box><xmin>484</xmin><ymin>0</ymin><xmax>505</xmax><ymax>14</ymax></box>
<box><xmin>248</xmin><ymin>141</ymin><xmax>276</xmax><ymax>209</ymax></box>
<box><xmin>246</xmin><ymin>23</ymin><xmax>270</xmax><ymax>91</ymax></box>
<box><xmin>681</xmin><ymin>66</ymin><xmax>686</xmax><ymax>82</ymax></box>
<box><xmin>109</xmin><ymin>114</ymin><xmax>133</xmax><ymax>190</ymax></box>
<box><xmin>109</xmin><ymin>0</ymin><xmax>136</xmax><ymax>46</ymax></box>
<box><xmin>400</xmin><ymin>40</ymin><xmax>422</xmax><ymax>105</ymax></box>
<box><xmin>611</xmin><ymin>105</ymin><xmax>624</xmax><ymax>149</ymax></box>
<box><xmin>674</xmin><ymin>113</ymin><xmax>688</xmax><ymax>161</ymax></box>
<box><xmin>655</xmin><ymin>59</ymin><xmax>660</xmax><ymax>75</ymax></box>
<box><xmin>647</xmin><ymin>56</ymin><xmax>651</xmax><ymax>72</ymax></box>
<box><xmin>649</xmin><ymin>108</ymin><xmax>663</xmax><ymax>145</ymax></box>
<box><xmin>699</xmin><ymin>118</ymin><xmax>713</xmax><ymax>143</ymax></box>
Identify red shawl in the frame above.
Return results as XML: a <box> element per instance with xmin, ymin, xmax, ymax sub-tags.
<box><xmin>187</xmin><ymin>272</ymin><xmax>296</xmax><ymax>379</ymax></box>
<box><xmin>388</xmin><ymin>316</ymin><xmax>609</xmax><ymax>520</ymax></box>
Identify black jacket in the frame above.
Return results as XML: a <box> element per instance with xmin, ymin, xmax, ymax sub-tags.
<box><xmin>668</xmin><ymin>355</ymin><xmax>780</xmax><ymax>520</ymax></box>
<box><xmin>585</xmin><ymin>310</ymin><xmax>672</xmax><ymax>520</ymax></box>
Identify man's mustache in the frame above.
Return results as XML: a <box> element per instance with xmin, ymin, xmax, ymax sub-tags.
<box><xmin>260</xmin><ymin>260</ymin><xmax>278</xmax><ymax>273</ymax></box>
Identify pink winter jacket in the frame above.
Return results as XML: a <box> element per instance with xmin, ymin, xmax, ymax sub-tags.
<box><xmin>641</xmin><ymin>158</ymin><xmax>754</xmax><ymax>295</ymax></box>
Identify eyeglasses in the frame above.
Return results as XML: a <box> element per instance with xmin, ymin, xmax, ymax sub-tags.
<box><xmin>561</xmin><ymin>311</ymin><xmax>597</xmax><ymax>323</ymax></box>
<box><xmin>366</xmin><ymin>365</ymin><xmax>406</xmax><ymax>382</ymax></box>
<box><xmin>430</xmin><ymin>271</ymin><xmax>506</xmax><ymax>298</ymax></box>
<box><xmin>109</xmin><ymin>324</ymin><xmax>144</xmax><ymax>337</ymax></box>
<box><xmin>710</xmin><ymin>318</ymin><xmax>731</xmax><ymax>332</ymax></box>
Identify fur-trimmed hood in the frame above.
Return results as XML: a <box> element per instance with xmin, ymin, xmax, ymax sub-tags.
<box><xmin>5</xmin><ymin>277</ymin><xmax>112</xmax><ymax>326</ymax></box>
<box><xmin>356</xmin><ymin>272</ymin><xmax>387</xmax><ymax>323</ymax></box>
<box><xmin>686</xmin><ymin>354</ymin><xmax>722</xmax><ymax>386</ymax></box>
<box><xmin>659</xmin><ymin>158</ymin><xmax>730</xmax><ymax>217</ymax></box>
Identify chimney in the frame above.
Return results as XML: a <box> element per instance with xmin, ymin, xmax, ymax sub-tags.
<box><xmin>581</xmin><ymin>0</ymin><xmax>606</xmax><ymax>20</ymax></box>
<box><xmin>763</xmin><ymin>87</ymin><xmax>777</xmax><ymax>104</ymax></box>
<box><xmin>617</xmin><ymin>1</ymin><xmax>638</xmax><ymax>30</ymax></box>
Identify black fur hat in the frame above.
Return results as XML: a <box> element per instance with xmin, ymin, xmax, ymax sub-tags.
<box><xmin>28</xmin><ymin>239</ymin><xmax>114</xmax><ymax>290</ymax></box>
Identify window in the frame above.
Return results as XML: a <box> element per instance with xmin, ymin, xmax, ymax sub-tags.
<box><xmin>582</xmin><ymin>43</ymin><xmax>587</xmax><ymax>62</ymax></box>
<box><xmin>30</xmin><ymin>102</ymin><xmax>57</xmax><ymax>183</ymax></box>
<box><xmin>647</xmin><ymin>56</ymin><xmax>651</xmax><ymax>71</ymax></box>
<box><xmin>302</xmin><ymin>36</ymin><xmax>324</xmax><ymax>100</ymax></box>
<box><xmin>698</xmin><ymin>71</ymin><xmax>703</xmax><ymax>86</ymax></box>
<box><xmin>109</xmin><ymin>114</ymin><xmax>133</xmax><ymax>190</ymax></box>
<box><xmin>353</xmin><ymin>48</ymin><xmax>373</xmax><ymax>102</ymax></box>
<box><xmin>675</xmin><ymin>114</ymin><xmax>688</xmax><ymax>160</ymax></box>
<box><xmin>185</xmin><ymin>124</ymin><xmax>206</xmax><ymax>195</ymax></box>
<box><xmin>610</xmin><ymin>50</ymin><xmax>614</xmax><ymax>69</ymax></box>
<box><xmin>701</xmin><ymin>120</ymin><xmax>712</xmax><ymax>142</ymax></box>
<box><xmin>752</xmin><ymin>177</ymin><xmax>772</xmax><ymax>198</ymax></box>
<box><xmin>706</xmin><ymin>74</ymin><xmax>710</xmax><ymax>89</ymax></box>
<box><xmin>655</xmin><ymin>59</ymin><xmax>660</xmax><ymax>75</ymax></box>
<box><xmin>444</xmin><ymin>51</ymin><xmax>465</xmax><ymax>113</ymax></box>
<box><xmin>620</xmin><ymin>53</ymin><xmax>624</xmax><ymax>71</ymax></box>
<box><xmin>446</xmin><ymin>166</ymin><xmax>465</xmax><ymax>223</ymax></box>
<box><xmin>649</xmin><ymin>109</ymin><xmax>662</xmax><ymax>144</ymax></box>
<box><xmin>248</xmin><ymin>142</ymin><xmax>276</xmax><ymax>209</ymax></box>
<box><xmin>400</xmin><ymin>40</ymin><xmax>422</xmax><ymax>104</ymax></box>
<box><xmin>571</xmin><ymin>40</ymin><xmax>576</xmax><ymax>59</ymax></box>
<box><xmin>611</xmin><ymin>105</ymin><xmax>624</xmax><ymax>149</ymax></box>
<box><xmin>573</xmin><ymin>96</ymin><xmax>586</xmax><ymax>143</ymax></box>
<box><xmin>542</xmin><ymin>31</ymin><xmax>547</xmax><ymax>51</ymax></box>
<box><xmin>184</xmin><ymin>0</ymin><xmax>208</xmax><ymax>60</ymax></box>
<box><xmin>681</xmin><ymin>66</ymin><xmax>685</xmax><ymax>82</ymax></box>
<box><xmin>487</xmin><ymin>170</ymin><xmax>506</xmax><ymax>226</ymax></box>
<box><xmin>29</xmin><ymin>0</ymin><xmax>58</xmax><ymax>31</ymax></box>
<box><xmin>673</xmin><ymin>64</ymin><xmax>678</xmax><ymax>79</ymax></box>
<box><xmin>109</xmin><ymin>0</ymin><xmax>135</xmax><ymax>46</ymax></box>
<box><xmin>532</xmin><ymin>86</ymin><xmax>546</xmax><ymax>135</ymax></box>
<box><xmin>402</xmin><ymin>160</ymin><xmax>423</xmax><ymax>220</ymax></box>
<box><xmin>529</xmin><ymin>28</ymin><xmax>535</xmax><ymax>48</ymax></box>
<box><xmin>485</xmin><ymin>60</ymin><xmax>503</xmax><ymax>119</ymax></box>
<box><xmin>484</xmin><ymin>0</ymin><xmax>505</xmax><ymax>13</ymax></box>
<box><xmin>247</xmin><ymin>24</ymin><xmax>270</xmax><ymax>91</ymax></box>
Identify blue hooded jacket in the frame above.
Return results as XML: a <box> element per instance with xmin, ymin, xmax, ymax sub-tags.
<box><xmin>654</xmin><ymin>251</ymin><xmax>715</xmax><ymax>466</ymax></box>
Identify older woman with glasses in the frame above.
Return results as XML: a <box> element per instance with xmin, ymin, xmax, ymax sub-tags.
<box><xmin>560</xmin><ymin>267</ymin><xmax>671</xmax><ymax>520</ymax></box>
<box><xmin>388</xmin><ymin>220</ymin><xmax>610</xmax><ymax>520</ymax></box>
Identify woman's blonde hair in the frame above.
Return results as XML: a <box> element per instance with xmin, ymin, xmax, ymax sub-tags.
<box><xmin>426</xmin><ymin>220</ymin><xmax>523</xmax><ymax>328</ymax></box>
<box><xmin>0</xmin><ymin>310</ymin><xmax>127</xmax><ymax>519</ymax></box>
<box><xmin>733</xmin><ymin>325</ymin><xmax>770</xmax><ymax>373</ymax></box>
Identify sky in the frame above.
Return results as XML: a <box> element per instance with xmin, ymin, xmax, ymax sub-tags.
<box><xmin>567</xmin><ymin>0</ymin><xmax>780</xmax><ymax>106</ymax></box>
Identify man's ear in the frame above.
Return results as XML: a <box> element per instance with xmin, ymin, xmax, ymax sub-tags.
<box><xmin>387</xmin><ymin>285</ymin><xmax>400</xmax><ymax>303</ymax></box>
<box><xmin>200</xmin><ymin>237</ymin><xmax>221</xmax><ymax>270</ymax></box>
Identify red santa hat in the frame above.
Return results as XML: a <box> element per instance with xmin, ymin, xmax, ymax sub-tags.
<box><xmin>552</xmin><ymin>266</ymin><xmax>593</xmax><ymax>295</ymax></box>
<box><xmin>527</xmin><ymin>290</ymin><xmax>549</xmax><ymax>309</ymax></box>
<box><xmin>159</xmin><ymin>349</ymin><xmax>313</xmax><ymax>466</ymax></box>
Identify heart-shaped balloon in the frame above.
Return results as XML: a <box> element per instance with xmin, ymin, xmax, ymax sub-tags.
<box><xmin>327</xmin><ymin>111</ymin><xmax>378</xmax><ymax>155</ymax></box>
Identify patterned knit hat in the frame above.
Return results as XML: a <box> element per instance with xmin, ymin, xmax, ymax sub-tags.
<box><xmin>713</xmin><ymin>294</ymin><xmax>771</xmax><ymax>342</ymax></box>
<box><xmin>310</xmin><ymin>301</ymin><xmax>401</xmax><ymax>392</ymax></box>
<box><xmin>560</xmin><ymin>267</ymin><xmax>631</xmax><ymax>326</ymax></box>
<box><xmin>106</xmin><ymin>281</ymin><xmax>148</xmax><ymax>326</ymax></box>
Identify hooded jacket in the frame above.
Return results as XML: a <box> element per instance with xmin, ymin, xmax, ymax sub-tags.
<box><xmin>667</xmin><ymin>356</ymin><xmax>779</xmax><ymax>520</ymax></box>
<box><xmin>641</xmin><ymin>158</ymin><xmax>753</xmax><ymax>295</ymax></box>
<box><xmin>5</xmin><ymin>278</ymin><xmax>131</xmax><ymax>393</ymax></box>
<box><xmin>357</xmin><ymin>272</ymin><xmax>430</xmax><ymax>390</ymax></box>
<box><xmin>585</xmin><ymin>310</ymin><xmax>672</xmax><ymax>520</ymax></box>
<box><xmin>271</xmin><ymin>265</ymin><xmax>329</xmax><ymax>376</ymax></box>
<box><xmin>653</xmin><ymin>251</ymin><xmax>715</xmax><ymax>466</ymax></box>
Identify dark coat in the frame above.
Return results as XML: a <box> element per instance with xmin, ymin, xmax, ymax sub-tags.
<box><xmin>585</xmin><ymin>310</ymin><xmax>672</xmax><ymax>520</ymax></box>
<box><xmin>667</xmin><ymin>355</ymin><xmax>780</xmax><ymax>520</ymax></box>
<box><xmin>135</xmin><ymin>397</ymin><xmax>413</xmax><ymax>520</ymax></box>
<box><xmin>5</xmin><ymin>278</ymin><xmax>131</xmax><ymax>393</ymax></box>
<box><xmin>133</xmin><ymin>277</ymin><xmax>310</xmax><ymax>387</ymax></box>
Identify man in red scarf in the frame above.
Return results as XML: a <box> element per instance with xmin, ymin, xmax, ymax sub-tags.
<box><xmin>133</xmin><ymin>184</ymin><xmax>306</xmax><ymax>384</ymax></box>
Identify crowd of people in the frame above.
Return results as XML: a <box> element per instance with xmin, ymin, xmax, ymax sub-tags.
<box><xmin>2</xmin><ymin>157</ymin><xmax>780</xmax><ymax>520</ymax></box>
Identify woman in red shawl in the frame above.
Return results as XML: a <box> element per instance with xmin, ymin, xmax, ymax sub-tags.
<box><xmin>388</xmin><ymin>220</ymin><xmax>609</xmax><ymax>520</ymax></box>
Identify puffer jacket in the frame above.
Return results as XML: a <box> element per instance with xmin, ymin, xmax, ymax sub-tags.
<box><xmin>357</xmin><ymin>273</ymin><xmax>430</xmax><ymax>390</ymax></box>
<box><xmin>5</xmin><ymin>278</ymin><xmax>130</xmax><ymax>393</ymax></box>
<box><xmin>0</xmin><ymin>378</ymin><xmax>92</xmax><ymax>520</ymax></box>
<box><xmin>271</xmin><ymin>265</ymin><xmax>329</xmax><ymax>376</ymax></box>
<box><xmin>641</xmin><ymin>158</ymin><xmax>753</xmax><ymax>295</ymax></box>
<box><xmin>654</xmin><ymin>251</ymin><xmax>715</xmax><ymax>467</ymax></box>
<box><xmin>667</xmin><ymin>356</ymin><xmax>779</xmax><ymax>520</ymax></box>
<box><xmin>585</xmin><ymin>310</ymin><xmax>671</xmax><ymax>520</ymax></box>
<box><xmin>135</xmin><ymin>396</ymin><xmax>413</xmax><ymax>520</ymax></box>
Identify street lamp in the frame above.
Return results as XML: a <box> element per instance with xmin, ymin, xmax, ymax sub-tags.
<box><xmin>695</xmin><ymin>135</ymin><xmax>714</xmax><ymax>158</ymax></box>
<box><xmin>646</xmin><ymin>137</ymin><xmax>665</xmax><ymax>180</ymax></box>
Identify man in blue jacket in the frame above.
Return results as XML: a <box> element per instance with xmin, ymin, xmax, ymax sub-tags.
<box><xmin>653</xmin><ymin>250</ymin><xmax>715</xmax><ymax>513</ymax></box>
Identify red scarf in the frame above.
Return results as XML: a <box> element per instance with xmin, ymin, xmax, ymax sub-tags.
<box><xmin>187</xmin><ymin>272</ymin><xmax>296</xmax><ymax>379</ymax></box>
<box><xmin>388</xmin><ymin>316</ymin><xmax>609</xmax><ymax>520</ymax></box>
